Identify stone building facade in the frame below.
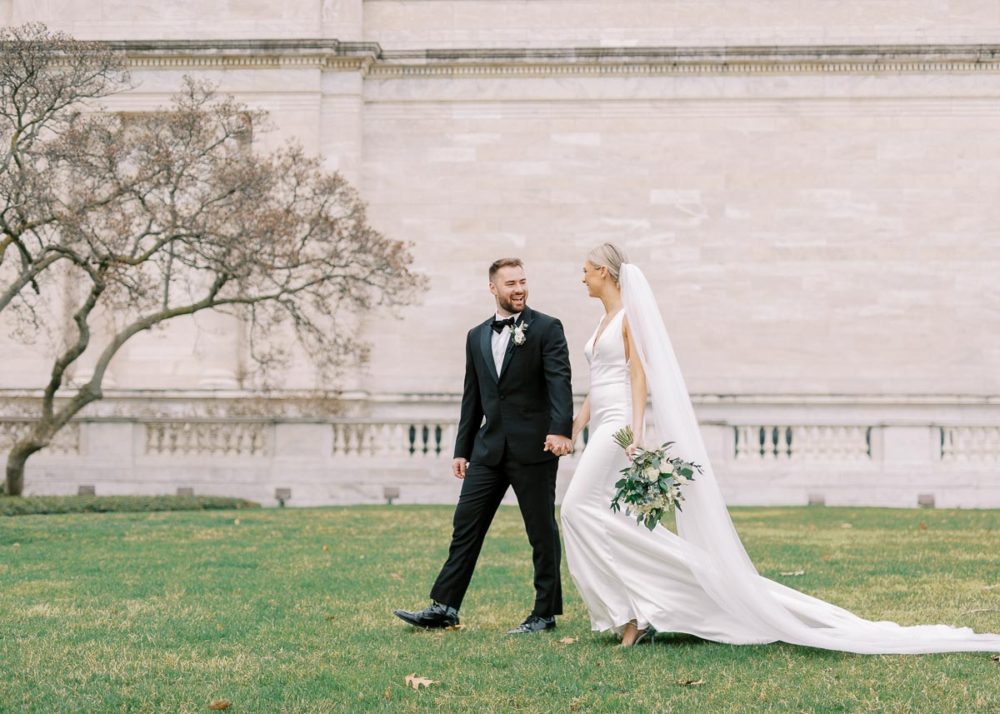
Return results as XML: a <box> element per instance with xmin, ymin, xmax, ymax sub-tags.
<box><xmin>2</xmin><ymin>2</ymin><xmax>999</xmax><ymax>506</ymax></box>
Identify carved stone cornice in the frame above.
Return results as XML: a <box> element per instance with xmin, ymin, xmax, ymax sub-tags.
<box><xmin>111</xmin><ymin>40</ymin><xmax>1000</xmax><ymax>77</ymax></box>
<box><xmin>112</xmin><ymin>39</ymin><xmax>379</xmax><ymax>71</ymax></box>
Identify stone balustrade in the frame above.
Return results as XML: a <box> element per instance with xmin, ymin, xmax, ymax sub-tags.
<box><xmin>0</xmin><ymin>420</ymin><xmax>82</xmax><ymax>455</ymax></box>
<box><xmin>941</xmin><ymin>426</ymin><xmax>1000</xmax><ymax>464</ymax></box>
<box><xmin>145</xmin><ymin>420</ymin><xmax>271</xmax><ymax>457</ymax></box>
<box><xmin>1</xmin><ymin>392</ymin><xmax>998</xmax><ymax>508</ymax></box>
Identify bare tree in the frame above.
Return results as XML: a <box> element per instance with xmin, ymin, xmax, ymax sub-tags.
<box><xmin>0</xmin><ymin>22</ymin><xmax>130</xmax><ymax>315</ymax></box>
<box><xmin>1</xmin><ymin>28</ymin><xmax>420</xmax><ymax>495</ymax></box>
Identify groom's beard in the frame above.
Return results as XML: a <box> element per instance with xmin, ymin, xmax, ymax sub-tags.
<box><xmin>497</xmin><ymin>294</ymin><xmax>526</xmax><ymax>314</ymax></box>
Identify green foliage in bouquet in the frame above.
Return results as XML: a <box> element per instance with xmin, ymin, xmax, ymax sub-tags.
<box><xmin>609</xmin><ymin>425</ymin><xmax>702</xmax><ymax>530</ymax></box>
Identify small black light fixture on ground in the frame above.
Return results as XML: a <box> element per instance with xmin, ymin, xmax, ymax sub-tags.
<box><xmin>78</xmin><ymin>485</ymin><xmax>95</xmax><ymax>496</ymax></box>
<box><xmin>384</xmin><ymin>486</ymin><xmax>400</xmax><ymax>505</ymax></box>
<box><xmin>275</xmin><ymin>487</ymin><xmax>291</xmax><ymax>507</ymax></box>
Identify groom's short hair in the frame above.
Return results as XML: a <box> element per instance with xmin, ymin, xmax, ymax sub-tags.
<box><xmin>489</xmin><ymin>258</ymin><xmax>523</xmax><ymax>282</ymax></box>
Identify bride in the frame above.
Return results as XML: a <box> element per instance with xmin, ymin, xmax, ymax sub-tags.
<box><xmin>560</xmin><ymin>242</ymin><xmax>1000</xmax><ymax>652</ymax></box>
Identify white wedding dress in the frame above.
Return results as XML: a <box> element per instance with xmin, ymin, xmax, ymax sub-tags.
<box><xmin>561</xmin><ymin>264</ymin><xmax>1000</xmax><ymax>654</ymax></box>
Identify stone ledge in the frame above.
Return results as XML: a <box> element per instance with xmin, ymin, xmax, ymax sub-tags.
<box><xmin>2</xmin><ymin>389</ymin><xmax>1000</xmax><ymax>416</ymax></box>
<box><xmin>106</xmin><ymin>40</ymin><xmax>1000</xmax><ymax>75</ymax></box>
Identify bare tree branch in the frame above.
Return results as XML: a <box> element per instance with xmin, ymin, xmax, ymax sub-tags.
<box><xmin>42</xmin><ymin>276</ymin><xmax>106</xmax><ymax>421</ymax></box>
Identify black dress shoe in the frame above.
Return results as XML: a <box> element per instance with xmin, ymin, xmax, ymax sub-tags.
<box><xmin>507</xmin><ymin>614</ymin><xmax>556</xmax><ymax>634</ymax></box>
<box><xmin>393</xmin><ymin>602</ymin><xmax>460</xmax><ymax>629</ymax></box>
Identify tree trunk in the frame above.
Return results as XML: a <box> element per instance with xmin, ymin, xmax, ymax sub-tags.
<box><xmin>4</xmin><ymin>441</ymin><xmax>42</xmax><ymax>496</ymax></box>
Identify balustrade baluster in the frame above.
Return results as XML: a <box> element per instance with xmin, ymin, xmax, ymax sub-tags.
<box><xmin>734</xmin><ymin>426</ymin><xmax>749</xmax><ymax>460</ymax></box>
<box><xmin>332</xmin><ymin>424</ymin><xmax>345</xmax><ymax>456</ymax></box>
<box><xmin>355</xmin><ymin>424</ymin><xmax>368</xmax><ymax>456</ymax></box>
<box><xmin>369</xmin><ymin>423</ymin><xmax>385</xmax><ymax>457</ymax></box>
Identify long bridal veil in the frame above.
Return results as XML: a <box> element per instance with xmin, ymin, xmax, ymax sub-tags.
<box><xmin>619</xmin><ymin>263</ymin><xmax>1000</xmax><ymax>654</ymax></box>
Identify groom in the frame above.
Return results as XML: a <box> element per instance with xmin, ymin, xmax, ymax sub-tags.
<box><xmin>394</xmin><ymin>258</ymin><xmax>574</xmax><ymax>634</ymax></box>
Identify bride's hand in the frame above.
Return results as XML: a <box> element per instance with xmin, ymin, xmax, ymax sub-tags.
<box><xmin>625</xmin><ymin>431</ymin><xmax>644</xmax><ymax>461</ymax></box>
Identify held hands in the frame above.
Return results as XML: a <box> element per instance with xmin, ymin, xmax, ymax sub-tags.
<box><xmin>543</xmin><ymin>434</ymin><xmax>574</xmax><ymax>457</ymax></box>
<box><xmin>454</xmin><ymin>434</ymin><xmax>572</xmax><ymax>477</ymax></box>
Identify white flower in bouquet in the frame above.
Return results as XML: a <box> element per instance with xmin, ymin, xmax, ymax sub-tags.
<box><xmin>643</xmin><ymin>465</ymin><xmax>659</xmax><ymax>482</ymax></box>
<box><xmin>659</xmin><ymin>462</ymin><xmax>674</xmax><ymax>475</ymax></box>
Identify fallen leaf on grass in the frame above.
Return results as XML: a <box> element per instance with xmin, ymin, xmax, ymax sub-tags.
<box><xmin>840</xmin><ymin>523</ymin><xmax>853</xmax><ymax>529</ymax></box>
<box><xmin>558</xmin><ymin>637</ymin><xmax>578</xmax><ymax>645</ymax></box>
<box><xmin>779</xmin><ymin>570</ymin><xmax>805</xmax><ymax>577</ymax></box>
<box><xmin>233</xmin><ymin>519</ymin><xmax>240</xmax><ymax>526</ymax></box>
<box><xmin>444</xmin><ymin>623</ymin><xmax>465</xmax><ymax>631</ymax></box>
<box><xmin>390</xmin><ymin>572</ymin><xmax>403</xmax><ymax>580</ymax></box>
<box><xmin>322</xmin><ymin>544</ymin><xmax>330</xmax><ymax>552</ymax></box>
<box><xmin>677</xmin><ymin>679</ymin><xmax>705</xmax><ymax>687</ymax></box>
<box><xmin>405</xmin><ymin>673</ymin><xmax>438</xmax><ymax>690</ymax></box>
<box><xmin>918</xmin><ymin>522</ymin><xmax>928</xmax><ymax>531</ymax></box>
<box><xmin>208</xmin><ymin>700</ymin><xmax>232</xmax><ymax>710</ymax></box>
<box><xmin>384</xmin><ymin>686</ymin><xmax>391</xmax><ymax>701</ymax></box>
<box><xmin>324</xmin><ymin>615</ymin><xmax>336</xmax><ymax>621</ymax></box>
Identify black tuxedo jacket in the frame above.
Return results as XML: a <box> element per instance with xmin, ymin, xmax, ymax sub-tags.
<box><xmin>453</xmin><ymin>306</ymin><xmax>573</xmax><ymax>466</ymax></box>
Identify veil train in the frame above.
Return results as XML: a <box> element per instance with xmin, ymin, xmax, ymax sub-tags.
<box><xmin>619</xmin><ymin>263</ymin><xmax>1000</xmax><ymax>654</ymax></box>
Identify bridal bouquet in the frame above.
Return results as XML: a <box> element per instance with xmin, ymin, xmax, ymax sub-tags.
<box><xmin>609</xmin><ymin>426</ymin><xmax>702</xmax><ymax>530</ymax></box>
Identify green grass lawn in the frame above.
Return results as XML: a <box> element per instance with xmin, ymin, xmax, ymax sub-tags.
<box><xmin>1</xmin><ymin>505</ymin><xmax>998</xmax><ymax>713</ymax></box>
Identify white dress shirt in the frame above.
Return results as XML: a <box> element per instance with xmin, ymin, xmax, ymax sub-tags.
<box><xmin>491</xmin><ymin>312</ymin><xmax>522</xmax><ymax>377</ymax></box>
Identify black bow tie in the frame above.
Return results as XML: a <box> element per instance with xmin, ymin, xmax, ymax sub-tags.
<box><xmin>491</xmin><ymin>317</ymin><xmax>517</xmax><ymax>334</ymax></box>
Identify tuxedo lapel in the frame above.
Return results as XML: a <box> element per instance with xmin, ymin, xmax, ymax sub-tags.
<box><xmin>479</xmin><ymin>318</ymin><xmax>498</xmax><ymax>383</ymax></box>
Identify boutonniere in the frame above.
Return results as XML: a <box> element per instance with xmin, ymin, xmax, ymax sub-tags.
<box><xmin>512</xmin><ymin>321</ymin><xmax>528</xmax><ymax>347</ymax></box>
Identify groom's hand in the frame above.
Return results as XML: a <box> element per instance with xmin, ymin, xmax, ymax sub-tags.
<box><xmin>543</xmin><ymin>434</ymin><xmax>573</xmax><ymax>457</ymax></box>
<box><xmin>452</xmin><ymin>458</ymin><xmax>469</xmax><ymax>479</ymax></box>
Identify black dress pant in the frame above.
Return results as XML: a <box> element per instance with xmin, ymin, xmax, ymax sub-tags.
<box><xmin>430</xmin><ymin>450</ymin><xmax>563</xmax><ymax>617</ymax></box>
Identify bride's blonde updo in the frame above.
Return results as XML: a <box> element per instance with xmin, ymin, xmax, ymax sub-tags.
<box><xmin>587</xmin><ymin>243</ymin><xmax>629</xmax><ymax>284</ymax></box>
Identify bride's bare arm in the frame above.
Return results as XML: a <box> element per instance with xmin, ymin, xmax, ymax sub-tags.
<box><xmin>571</xmin><ymin>396</ymin><xmax>591</xmax><ymax>444</ymax></box>
<box><xmin>623</xmin><ymin>318</ymin><xmax>647</xmax><ymax>454</ymax></box>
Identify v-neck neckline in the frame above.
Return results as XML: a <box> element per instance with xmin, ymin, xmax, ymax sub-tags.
<box><xmin>592</xmin><ymin>308</ymin><xmax>623</xmax><ymax>351</ymax></box>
